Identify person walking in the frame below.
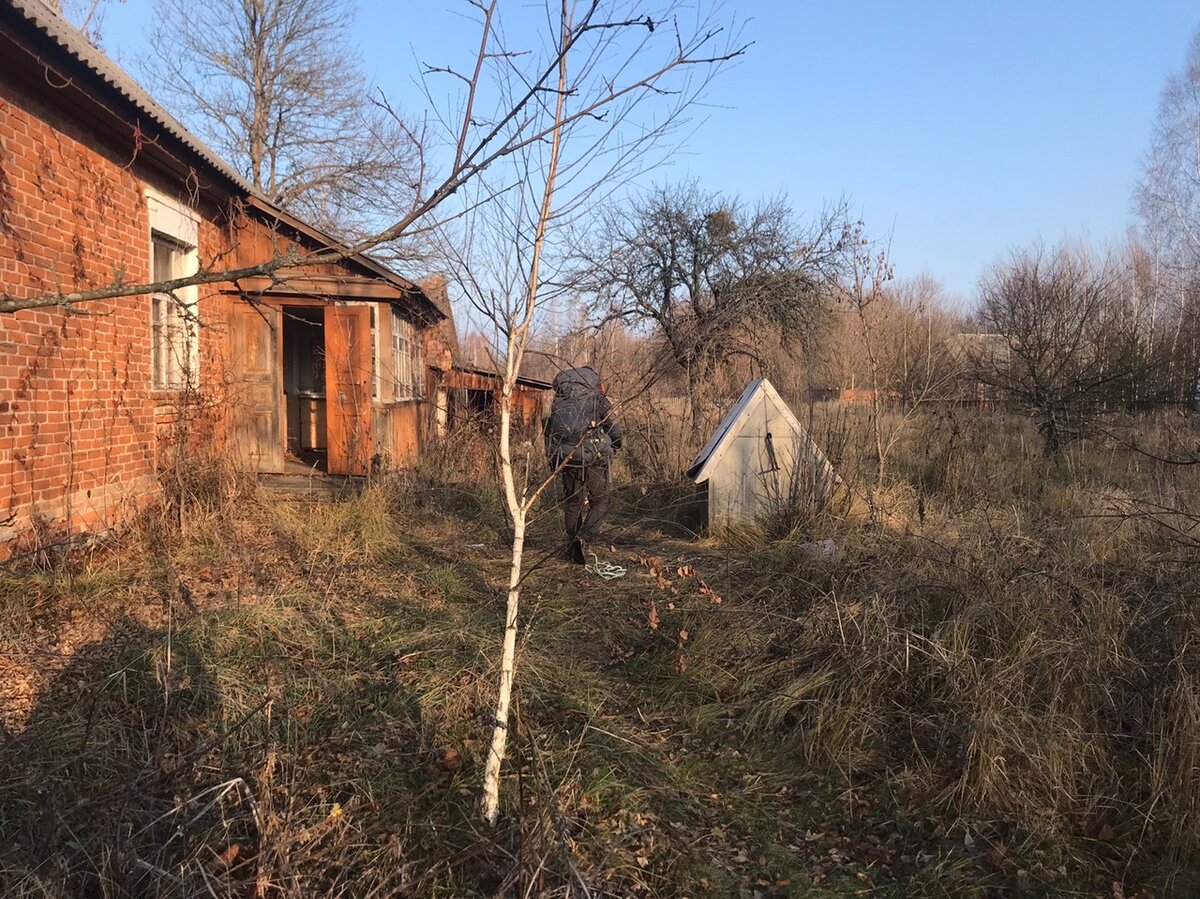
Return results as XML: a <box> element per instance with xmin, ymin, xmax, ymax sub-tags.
<box><xmin>544</xmin><ymin>366</ymin><xmax>623</xmax><ymax>564</ymax></box>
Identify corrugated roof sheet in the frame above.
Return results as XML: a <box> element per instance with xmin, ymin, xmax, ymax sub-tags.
<box><xmin>3</xmin><ymin>0</ymin><xmax>437</xmax><ymax>311</ymax></box>
<box><xmin>6</xmin><ymin>0</ymin><xmax>256</xmax><ymax>196</ymax></box>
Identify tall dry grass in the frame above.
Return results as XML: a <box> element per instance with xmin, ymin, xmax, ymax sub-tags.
<box><xmin>3</xmin><ymin>400</ymin><xmax>1200</xmax><ymax>896</ymax></box>
<box><xmin>644</xmin><ymin>399</ymin><xmax>1200</xmax><ymax>891</ymax></box>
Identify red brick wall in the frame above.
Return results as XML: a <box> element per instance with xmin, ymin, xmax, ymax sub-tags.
<box><xmin>1</xmin><ymin>77</ymin><xmax>441</xmax><ymax>553</ymax></box>
<box><xmin>0</xmin><ymin>83</ymin><xmax>162</xmax><ymax>550</ymax></box>
<box><xmin>0</xmin><ymin>81</ymin><xmax>251</xmax><ymax>553</ymax></box>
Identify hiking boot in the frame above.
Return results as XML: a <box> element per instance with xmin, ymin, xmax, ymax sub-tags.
<box><xmin>568</xmin><ymin>537</ymin><xmax>586</xmax><ymax>565</ymax></box>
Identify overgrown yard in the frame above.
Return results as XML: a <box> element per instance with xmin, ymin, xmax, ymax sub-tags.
<box><xmin>1</xmin><ymin>409</ymin><xmax>1199</xmax><ymax>897</ymax></box>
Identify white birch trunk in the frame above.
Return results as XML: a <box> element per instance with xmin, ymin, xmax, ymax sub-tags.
<box><xmin>481</xmin><ymin>391</ymin><xmax>525</xmax><ymax>822</ymax></box>
<box><xmin>478</xmin><ymin>1</ymin><xmax>570</xmax><ymax>825</ymax></box>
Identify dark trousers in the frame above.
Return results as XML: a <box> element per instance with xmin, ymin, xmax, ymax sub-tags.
<box><xmin>561</xmin><ymin>463</ymin><xmax>610</xmax><ymax>542</ymax></box>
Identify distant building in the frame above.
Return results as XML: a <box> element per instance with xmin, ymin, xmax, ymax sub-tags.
<box><xmin>945</xmin><ymin>332</ymin><xmax>1011</xmax><ymax>405</ymax></box>
<box><xmin>436</xmin><ymin>366</ymin><xmax>551</xmax><ymax>434</ymax></box>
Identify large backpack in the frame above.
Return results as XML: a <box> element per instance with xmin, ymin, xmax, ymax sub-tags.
<box><xmin>545</xmin><ymin>367</ymin><xmax>611</xmax><ymax>469</ymax></box>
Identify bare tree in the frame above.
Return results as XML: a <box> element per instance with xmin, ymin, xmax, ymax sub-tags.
<box><xmin>842</xmin><ymin>231</ymin><xmax>894</xmax><ymax>483</ymax></box>
<box><xmin>3</xmin><ymin>3</ymin><xmax>743</xmax><ymax>319</ymax></box>
<box><xmin>576</xmin><ymin>182</ymin><xmax>851</xmax><ymax>433</ymax></box>
<box><xmin>976</xmin><ymin>243</ymin><xmax>1135</xmax><ymax>455</ymax></box>
<box><xmin>8</xmin><ymin>0</ymin><xmax>743</xmax><ymax>835</ymax></box>
<box><xmin>140</xmin><ymin>0</ymin><xmax>423</xmax><ymax>253</ymax></box>
<box><xmin>882</xmin><ymin>275</ymin><xmax>962</xmax><ymax>403</ymax></box>
<box><xmin>1138</xmin><ymin>27</ymin><xmax>1200</xmax><ymax>279</ymax></box>
<box><xmin>423</xmin><ymin>3</ymin><xmax>742</xmax><ymax>826</ymax></box>
<box><xmin>1134</xmin><ymin>25</ymin><xmax>1200</xmax><ymax>407</ymax></box>
<box><xmin>47</xmin><ymin>0</ymin><xmax>121</xmax><ymax>45</ymax></box>
<box><xmin>840</xmin><ymin>259</ymin><xmax>962</xmax><ymax>484</ymax></box>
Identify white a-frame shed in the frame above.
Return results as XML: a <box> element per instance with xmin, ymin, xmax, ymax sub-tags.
<box><xmin>686</xmin><ymin>378</ymin><xmax>837</xmax><ymax>528</ymax></box>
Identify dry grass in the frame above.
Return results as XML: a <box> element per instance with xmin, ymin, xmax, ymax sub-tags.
<box><xmin>1</xmin><ymin>406</ymin><xmax>1198</xmax><ymax>896</ymax></box>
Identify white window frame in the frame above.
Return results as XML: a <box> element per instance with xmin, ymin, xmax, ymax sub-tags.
<box><xmin>392</xmin><ymin>307</ymin><xmax>424</xmax><ymax>401</ymax></box>
<box><xmin>146</xmin><ymin>189</ymin><xmax>200</xmax><ymax>390</ymax></box>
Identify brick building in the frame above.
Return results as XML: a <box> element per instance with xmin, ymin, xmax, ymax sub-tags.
<box><xmin>0</xmin><ymin>0</ymin><xmax>456</xmax><ymax>553</ymax></box>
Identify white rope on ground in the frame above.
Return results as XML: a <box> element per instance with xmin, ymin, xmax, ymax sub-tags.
<box><xmin>585</xmin><ymin>553</ymin><xmax>627</xmax><ymax>580</ymax></box>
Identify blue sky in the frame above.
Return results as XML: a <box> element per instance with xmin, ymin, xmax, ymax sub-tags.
<box><xmin>99</xmin><ymin>1</ymin><xmax>1199</xmax><ymax>304</ymax></box>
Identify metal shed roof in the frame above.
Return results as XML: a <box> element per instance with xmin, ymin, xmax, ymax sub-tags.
<box><xmin>686</xmin><ymin>378</ymin><xmax>804</xmax><ymax>482</ymax></box>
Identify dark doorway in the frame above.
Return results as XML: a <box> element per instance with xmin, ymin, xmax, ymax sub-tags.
<box><xmin>466</xmin><ymin>388</ymin><xmax>493</xmax><ymax>418</ymax></box>
<box><xmin>282</xmin><ymin>306</ymin><xmax>328</xmax><ymax>472</ymax></box>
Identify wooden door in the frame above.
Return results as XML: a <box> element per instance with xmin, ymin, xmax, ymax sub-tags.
<box><xmin>228</xmin><ymin>302</ymin><xmax>284</xmax><ymax>472</ymax></box>
<box><xmin>324</xmin><ymin>305</ymin><xmax>374</xmax><ymax>475</ymax></box>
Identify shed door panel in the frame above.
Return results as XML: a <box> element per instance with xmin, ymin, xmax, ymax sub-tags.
<box><xmin>324</xmin><ymin>305</ymin><xmax>373</xmax><ymax>475</ymax></box>
<box><xmin>228</xmin><ymin>302</ymin><xmax>283</xmax><ymax>473</ymax></box>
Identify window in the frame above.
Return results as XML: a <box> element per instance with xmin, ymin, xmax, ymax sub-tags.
<box><xmin>392</xmin><ymin>308</ymin><xmax>424</xmax><ymax>400</ymax></box>
<box><xmin>146</xmin><ymin>190</ymin><xmax>199</xmax><ymax>390</ymax></box>
<box><xmin>151</xmin><ymin>234</ymin><xmax>198</xmax><ymax>389</ymax></box>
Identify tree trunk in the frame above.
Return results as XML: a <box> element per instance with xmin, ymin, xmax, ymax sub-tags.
<box><xmin>481</xmin><ymin>385</ymin><xmax>527</xmax><ymax>824</ymax></box>
<box><xmin>480</xmin><ymin>2</ymin><xmax>569</xmax><ymax>823</ymax></box>
<box><xmin>1040</xmin><ymin>414</ymin><xmax>1062</xmax><ymax>457</ymax></box>
<box><xmin>480</xmin><ymin>501</ymin><xmax>525</xmax><ymax>824</ymax></box>
<box><xmin>688</xmin><ymin>372</ymin><xmax>706</xmax><ymax>443</ymax></box>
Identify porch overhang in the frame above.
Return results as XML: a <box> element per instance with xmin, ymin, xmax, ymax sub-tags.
<box><xmin>222</xmin><ymin>275</ymin><xmax>409</xmax><ymax>302</ymax></box>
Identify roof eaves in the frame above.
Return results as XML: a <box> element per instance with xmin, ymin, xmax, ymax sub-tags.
<box><xmin>243</xmin><ymin>198</ymin><xmax>433</xmax><ymax>301</ymax></box>
<box><xmin>452</xmin><ymin>364</ymin><xmax>552</xmax><ymax>390</ymax></box>
<box><xmin>5</xmin><ymin>0</ymin><xmax>440</xmax><ymax>317</ymax></box>
<box><xmin>5</xmin><ymin>0</ymin><xmax>257</xmax><ymax>198</ymax></box>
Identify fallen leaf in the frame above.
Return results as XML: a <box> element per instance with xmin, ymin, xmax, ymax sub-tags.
<box><xmin>697</xmin><ymin>577</ymin><xmax>723</xmax><ymax>604</ymax></box>
<box><xmin>648</xmin><ymin>602</ymin><xmax>660</xmax><ymax>631</ymax></box>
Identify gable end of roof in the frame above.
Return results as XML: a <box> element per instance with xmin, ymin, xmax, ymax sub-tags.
<box><xmin>687</xmin><ymin>378</ymin><xmax>806</xmax><ymax>483</ymax></box>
